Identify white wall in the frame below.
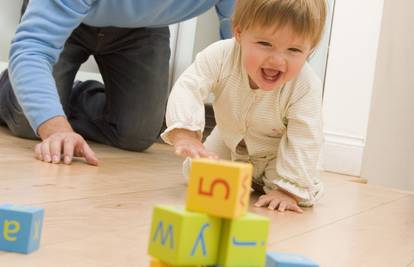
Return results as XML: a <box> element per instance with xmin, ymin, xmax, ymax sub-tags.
<box><xmin>0</xmin><ymin>2</ymin><xmax>21</xmax><ymax>62</ymax></box>
<box><xmin>360</xmin><ymin>0</ymin><xmax>414</xmax><ymax>191</ymax></box>
<box><xmin>321</xmin><ymin>0</ymin><xmax>384</xmax><ymax>176</ymax></box>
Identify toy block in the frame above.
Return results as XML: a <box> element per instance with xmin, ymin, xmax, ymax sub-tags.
<box><xmin>186</xmin><ymin>158</ymin><xmax>253</xmax><ymax>219</ymax></box>
<box><xmin>148</xmin><ymin>205</ymin><xmax>222</xmax><ymax>266</ymax></box>
<box><xmin>0</xmin><ymin>203</ymin><xmax>44</xmax><ymax>254</ymax></box>
<box><xmin>218</xmin><ymin>212</ymin><xmax>269</xmax><ymax>267</ymax></box>
<box><xmin>149</xmin><ymin>258</ymin><xmax>202</xmax><ymax>267</ymax></box>
<box><xmin>265</xmin><ymin>252</ymin><xmax>319</xmax><ymax>267</ymax></box>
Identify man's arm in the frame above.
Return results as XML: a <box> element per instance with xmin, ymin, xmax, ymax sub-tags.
<box><xmin>9</xmin><ymin>0</ymin><xmax>94</xmax><ymax>133</ymax></box>
<box><xmin>9</xmin><ymin>0</ymin><xmax>97</xmax><ymax>165</ymax></box>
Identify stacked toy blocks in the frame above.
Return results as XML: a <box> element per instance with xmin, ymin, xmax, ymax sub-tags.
<box><xmin>148</xmin><ymin>158</ymin><xmax>270</xmax><ymax>267</ymax></box>
<box><xmin>0</xmin><ymin>203</ymin><xmax>44</xmax><ymax>254</ymax></box>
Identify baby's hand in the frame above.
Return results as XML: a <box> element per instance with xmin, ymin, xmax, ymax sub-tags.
<box><xmin>170</xmin><ymin>129</ymin><xmax>218</xmax><ymax>159</ymax></box>
<box><xmin>254</xmin><ymin>189</ymin><xmax>303</xmax><ymax>213</ymax></box>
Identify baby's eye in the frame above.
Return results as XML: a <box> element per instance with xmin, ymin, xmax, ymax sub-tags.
<box><xmin>288</xmin><ymin>48</ymin><xmax>303</xmax><ymax>53</ymax></box>
<box><xmin>257</xmin><ymin>41</ymin><xmax>272</xmax><ymax>47</ymax></box>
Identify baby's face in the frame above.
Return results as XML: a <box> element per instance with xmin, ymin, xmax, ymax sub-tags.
<box><xmin>235</xmin><ymin>24</ymin><xmax>312</xmax><ymax>91</ymax></box>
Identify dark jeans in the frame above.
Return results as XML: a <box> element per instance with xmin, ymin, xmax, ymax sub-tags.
<box><xmin>0</xmin><ymin>1</ymin><xmax>171</xmax><ymax>151</ymax></box>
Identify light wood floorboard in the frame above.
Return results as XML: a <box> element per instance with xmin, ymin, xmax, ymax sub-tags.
<box><xmin>0</xmin><ymin>127</ymin><xmax>412</xmax><ymax>267</ymax></box>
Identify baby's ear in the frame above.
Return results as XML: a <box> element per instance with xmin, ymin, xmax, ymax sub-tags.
<box><xmin>233</xmin><ymin>26</ymin><xmax>242</xmax><ymax>42</ymax></box>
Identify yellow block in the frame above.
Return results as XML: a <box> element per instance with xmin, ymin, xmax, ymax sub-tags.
<box><xmin>186</xmin><ymin>158</ymin><xmax>253</xmax><ymax>219</ymax></box>
<box><xmin>218</xmin><ymin>213</ymin><xmax>270</xmax><ymax>267</ymax></box>
<box><xmin>148</xmin><ymin>205</ymin><xmax>221</xmax><ymax>266</ymax></box>
<box><xmin>149</xmin><ymin>258</ymin><xmax>202</xmax><ymax>267</ymax></box>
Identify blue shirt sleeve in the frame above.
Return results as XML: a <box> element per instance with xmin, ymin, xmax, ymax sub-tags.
<box><xmin>8</xmin><ymin>0</ymin><xmax>95</xmax><ymax>132</ymax></box>
<box><xmin>214</xmin><ymin>0</ymin><xmax>235</xmax><ymax>39</ymax></box>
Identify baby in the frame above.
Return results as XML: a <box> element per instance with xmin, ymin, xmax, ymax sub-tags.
<box><xmin>162</xmin><ymin>0</ymin><xmax>327</xmax><ymax>213</ymax></box>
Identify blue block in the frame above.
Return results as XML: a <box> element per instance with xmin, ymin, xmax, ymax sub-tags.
<box><xmin>266</xmin><ymin>252</ymin><xmax>319</xmax><ymax>267</ymax></box>
<box><xmin>0</xmin><ymin>204</ymin><xmax>44</xmax><ymax>254</ymax></box>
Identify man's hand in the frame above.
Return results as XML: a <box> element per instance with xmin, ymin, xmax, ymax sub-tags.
<box><xmin>169</xmin><ymin>128</ymin><xmax>218</xmax><ymax>159</ymax></box>
<box><xmin>254</xmin><ymin>188</ymin><xmax>303</xmax><ymax>213</ymax></box>
<box><xmin>35</xmin><ymin>116</ymin><xmax>98</xmax><ymax>165</ymax></box>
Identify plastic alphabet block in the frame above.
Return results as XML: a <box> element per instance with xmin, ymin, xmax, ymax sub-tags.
<box><xmin>186</xmin><ymin>158</ymin><xmax>253</xmax><ymax>219</ymax></box>
<box><xmin>266</xmin><ymin>252</ymin><xmax>319</xmax><ymax>267</ymax></box>
<box><xmin>149</xmin><ymin>258</ymin><xmax>202</xmax><ymax>267</ymax></box>
<box><xmin>218</xmin><ymin>212</ymin><xmax>269</xmax><ymax>267</ymax></box>
<box><xmin>148</xmin><ymin>205</ymin><xmax>222</xmax><ymax>266</ymax></box>
<box><xmin>0</xmin><ymin>203</ymin><xmax>44</xmax><ymax>254</ymax></box>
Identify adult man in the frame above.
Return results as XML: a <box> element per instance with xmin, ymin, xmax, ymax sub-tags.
<box><xmin>0</xmin><ymin>0</ymin><xmax>234</xmax><ymax>165</ymax></box>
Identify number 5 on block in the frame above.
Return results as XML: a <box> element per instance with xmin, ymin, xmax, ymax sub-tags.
<box><xmin>186</xmin><ymin>159</ymin><xmax>253</xmax><ymax>219</ymax></box>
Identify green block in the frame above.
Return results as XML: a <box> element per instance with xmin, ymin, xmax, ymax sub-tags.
<box><xmin>218</xmin><ymin>213</ymin><xmax>270</xmax><ymax>267</ymax></box>
<box><xmin>148</xmin><ymin>205</ymin><xmax>222</xmax><ymax>266</ymax></box>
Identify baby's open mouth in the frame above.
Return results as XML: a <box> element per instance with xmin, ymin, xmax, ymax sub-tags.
<box><xmin>261</xmin><ymin>68</ymin><xmax>281</xmax><ymax>82</ymax></box>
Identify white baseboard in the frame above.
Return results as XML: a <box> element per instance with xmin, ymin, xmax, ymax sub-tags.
<box><xmin>320</xmin><ymin>131</ymin><xmax>365</xmax><ymax>176</ymax></box>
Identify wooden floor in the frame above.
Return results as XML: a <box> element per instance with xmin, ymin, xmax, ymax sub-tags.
<box><xmin>0</xmin><ymin>127</ymin><xmax>413</xmax><ymax>267</ymax></box>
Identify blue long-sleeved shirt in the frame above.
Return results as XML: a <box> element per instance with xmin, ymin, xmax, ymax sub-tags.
<box><xmin>9</xmin><ymin>0</ymin><xmax>234</xmax><ymax>132</ymax></box>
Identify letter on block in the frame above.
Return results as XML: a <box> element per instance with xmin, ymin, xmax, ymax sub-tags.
<box><xmin>148</xmin><ymin>205</ymin><xmax>221</xmax><ymax>266</ymax></box>
<box><xmin>218</xmin><ymin>213</ymin><xmax>269</xmax><ymax>267</ymax></box>
<box><xmin>0</xmin><ymin>204</ymin><xmax>44</xmax><ymax>254</ymax></box>
<box><xmin>266</xmin><ymin>252</ymin><xmax>319</xmax><ymax>267</ymax></box>
<box><xmin>186</xmin><ymin>159</ymin><xmax>252</xmax><ymax>219</ymax></box>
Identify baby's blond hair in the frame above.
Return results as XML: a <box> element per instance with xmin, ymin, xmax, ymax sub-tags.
<box><xmin>232</xmin><ymin>0</ymin><xmax>327</xmax><ymax>48</ymax></box>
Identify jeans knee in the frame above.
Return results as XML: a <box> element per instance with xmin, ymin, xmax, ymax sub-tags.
<box><xmin>115</xmin><ymin>132</ymin><xmax>155</xmax><ymax>152</ymax></box>
<box><xmin>8</xmin><ymin>120</ymin><xmax>37</xmax><ymax>140</ymax></box>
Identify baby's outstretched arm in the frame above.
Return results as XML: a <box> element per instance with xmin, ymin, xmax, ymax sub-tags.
<box><xmin>254</xmin><ymin>188</ymin><xmax>303</xmax><ymax>213</ymax></box>
<box><xmin>169</xmin><ymin>128</ymin><xmax>218</xmax><ymax>159</ymax></box>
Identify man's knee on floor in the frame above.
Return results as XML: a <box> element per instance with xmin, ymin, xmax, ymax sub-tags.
<box><xmin>115</xmin><ymin>132</ymin><xmax>155</xmax><ymax>152</ymax></box>
<box><xmin>8</xmin><ymin>121</ymin><xmax>37</xmax><ymax>140</ymax></box>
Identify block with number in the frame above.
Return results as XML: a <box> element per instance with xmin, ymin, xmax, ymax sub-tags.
<box><xmin>218</xmin><ymin>212</ymin><xmax>269</xmax><ymax>267</ymax></box>
<box><xmin>149</xmin><ymin>258</ymin><xmax>202</xmax><ymax>267</ymax></box>
<box><xmin>0</xmin><ymin>203</ymin><xmax>44</xmax><ymax>254</ymax></box>
<box><xmin>148</xmin><ymin>205</ymin><xmax>222</xmax><ymax>266</ymax></box>
<box><xmin>266</xmin><ymin>252</ymin><xmax>319</xmax><ymax>267</ymax></box>
<box><xmin>186</xmin><ymin>158</ymin><xmax>253</xmax><ymax>219</ymax></box>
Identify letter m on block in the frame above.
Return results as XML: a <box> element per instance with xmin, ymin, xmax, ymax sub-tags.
<box><xmin>152</xmin><ymin>220</ymin><xmax>174</xmax><ymax>249</ymax></box>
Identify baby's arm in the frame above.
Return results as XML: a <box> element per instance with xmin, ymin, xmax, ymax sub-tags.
<box><xmin>161</xmin><ymin>41</ymin><xmax>230</xmax><ymax>158</ymax></box>
<box><xmin>263</xmin><ymin>65</ymin><xmax>324</xmax><ymax>210</ymax></box>
<box><xmin>168</xmin><ymin>128</ymin><xmax>218</xmax><ymax>159</ymax></box>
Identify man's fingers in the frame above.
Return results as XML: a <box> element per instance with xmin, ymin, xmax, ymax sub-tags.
<box><xmin>63</xmin><ymin>138</ymin><xmax>75</xmax><ymax>165</ymax></box>
<box><xmin>34</xmin><ymin>143</ymin><xmax>42</xmax><ymax>160</ymax></box>
<box><xmin>81</xmin><ymin>141</ymin><xmax>98</xmax><ymax>166</ymax></box>
<box><xmin>40</xmin><ymin>141</ymin><xmax>52</xmax><ymax>162</ymax></box>
<box><xmin>49</xmin><ymin>138</ymin><xmax>63</xmax><ymax>163</ymax></box>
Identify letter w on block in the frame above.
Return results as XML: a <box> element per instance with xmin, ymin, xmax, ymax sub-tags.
<box><xmin>152</xmin><ymin>221</ymin><xmax>174</xmax><ymax>249</ymax></box>
<box><xmin>186</xmin><ymin>159</ymin><xmax>253</xmax><ymax>219</ymax></box>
